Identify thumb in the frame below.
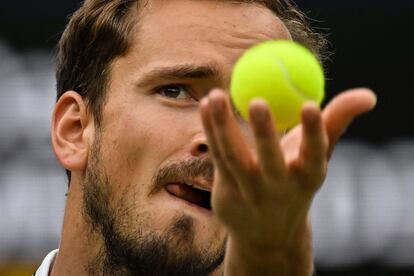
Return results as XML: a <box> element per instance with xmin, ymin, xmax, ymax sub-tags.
<box><xmin>322</xmin><ymin>88</ymin><xmax>377</xmax><ymax>157</ymax></box>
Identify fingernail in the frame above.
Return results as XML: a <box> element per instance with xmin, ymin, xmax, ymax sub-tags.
<box><xmin>251</xmin><ymin>106</ymin><xmax>268</xmax><ymax>124</ymax></box>
<box><xmin>200</xmin><ymin>97</ymin><xmax>209</xmax><ymax>109</ymax></box>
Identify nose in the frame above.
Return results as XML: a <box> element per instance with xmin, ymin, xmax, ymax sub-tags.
<box><xmin>190</xmin><ymin>136</ymin><xmax>209</xmax><ymax>158</ymax></box>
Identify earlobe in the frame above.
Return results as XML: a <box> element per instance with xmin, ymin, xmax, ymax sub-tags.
<box><xmin>51</xmin><ymin>91</ymin><xmax>93</xmax><ymax>174</ymax></box>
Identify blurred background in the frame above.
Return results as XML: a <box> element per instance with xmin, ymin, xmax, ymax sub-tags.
<box><xmin>0</xmin><ymin>0</ymin><xmax>413</xmax><ymax>275</ymax></box>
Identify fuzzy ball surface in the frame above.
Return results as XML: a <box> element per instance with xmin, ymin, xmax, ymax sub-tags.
<box><xmin>230</xmin><ymin>40</ymin><xmax>325</xmax><ymax>131</ymax></box>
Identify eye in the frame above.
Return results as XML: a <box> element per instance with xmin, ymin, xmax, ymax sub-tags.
<box><xmin>157</xmin><ymin>85</ymin><xmax>194</xmax><ymax>101</ymax></box>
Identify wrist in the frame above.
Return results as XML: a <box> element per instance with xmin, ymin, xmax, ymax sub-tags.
<box><xmin>224</xmin><ymin>221</ymin><xmax>314</xmax><ymax>276</ymax></box>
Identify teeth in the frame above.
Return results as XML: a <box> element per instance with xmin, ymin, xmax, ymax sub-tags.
<box><xmin>185</xmin><ymin>182</ymin><xmax>210</xmax><ymax>192</ymax></box>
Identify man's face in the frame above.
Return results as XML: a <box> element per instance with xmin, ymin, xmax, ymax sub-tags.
<box><xmin>83</xmin><ymin>0</ymin><xmax>291</xmax><ymax>274</ymax></box>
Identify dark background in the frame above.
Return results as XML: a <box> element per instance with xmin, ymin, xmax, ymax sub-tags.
<box><xmin>1</xmin><ymin>0</ymin><xmax>413</xmax><ymax>275</ymax></box>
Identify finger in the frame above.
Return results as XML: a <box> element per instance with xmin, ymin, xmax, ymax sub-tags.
<box><xmin>208</xmin><ymin>89</ymin><xmax>259</xmax><ymax>196</ymax></box>
<box><xmin>297</xmin><ymin>102</ymin><xmax>328</xmax><ymax>191</ymax></box>
<box><xmin>322</xmin><ymin>88</ymin><xmax>377</xmax><ymax>157</ymax></box>
<box><xmin>200</xmin><ymin>96</ymin><xmax>235</xmax><ymax>183</ymax></box>
<box><xmin>249</xmin><ymin>99</ymin><xmax>287</xmax><ymax>184</ymax></box>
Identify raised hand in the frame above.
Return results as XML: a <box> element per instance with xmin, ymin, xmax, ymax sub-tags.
<box><xmin>200</xmin><ymin>88</ymin><xmax>376</xmax><ymax>275</ymax></box>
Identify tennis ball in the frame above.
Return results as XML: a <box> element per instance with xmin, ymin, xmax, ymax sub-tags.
<box><xmin>230</xmin><ymin>40</ymin><xmax>325</xmax><ymax>131</ymax></box>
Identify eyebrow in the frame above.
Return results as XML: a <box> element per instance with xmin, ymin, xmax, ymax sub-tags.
<box><xmin>136</xmin><ymin>64</ymin><xmax>223</xmax><ymax>88</ymax></box>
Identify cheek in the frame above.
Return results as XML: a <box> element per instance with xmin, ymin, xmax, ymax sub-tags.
<box><xmin>99</xmin><ymin>101</ymin><xmax>197</xmax><ymax>190</ymax></box>
<box><xmin>101</xmin><ymin>115</ymin><xmax>164</xmax><ymax>179</ymax></box>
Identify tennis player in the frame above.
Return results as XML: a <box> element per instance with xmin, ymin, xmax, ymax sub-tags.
<box><xmin>35</xmin><ymin>0</ymin><xmax>376</xmax><ymax>275</ymax></box>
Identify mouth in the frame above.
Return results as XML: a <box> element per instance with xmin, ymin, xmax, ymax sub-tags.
<box><xmin>165</xmin><ymin>181</ymin><xmax>212</xmax><ymax>211</ymax></box>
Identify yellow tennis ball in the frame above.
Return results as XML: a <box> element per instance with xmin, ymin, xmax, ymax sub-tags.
<box><xmin>230</xmin><ymin>40</ymin><xmax>325</xmax><ymax>131</ymax></box>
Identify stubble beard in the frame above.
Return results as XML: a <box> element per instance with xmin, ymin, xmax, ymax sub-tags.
<box><xmin>81</xmin><ymin>132</ymin><xmax>225</xmax><ymax>276</ymax></box>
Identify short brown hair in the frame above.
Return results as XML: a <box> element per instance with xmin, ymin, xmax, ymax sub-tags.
<box><xmin>56</xmin><ymin>0</ymin><xmax>327</xmax><ymax>182</ymax></box>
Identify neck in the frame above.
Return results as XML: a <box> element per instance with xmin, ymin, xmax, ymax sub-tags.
<box><xmin>51</xmin><ymin>181</ymin><xmax>102</xmax><ymax>276</ymax></box>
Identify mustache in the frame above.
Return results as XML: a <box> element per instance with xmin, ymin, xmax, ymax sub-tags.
<box><xmin>152</xmin><ymin>158</ymin><xmax>215</xmax><ymax>189</ymax></box>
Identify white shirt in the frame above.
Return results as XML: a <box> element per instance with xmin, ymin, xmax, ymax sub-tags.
<box><xmin>34</xmin><ymin>249</ymin><xmax>59</xmax><ymax>276</ymax></box>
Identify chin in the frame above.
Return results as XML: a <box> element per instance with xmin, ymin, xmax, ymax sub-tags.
<box><xmin>147</xmin><ymin>188</ymin><xmax>226</xmax><ymax>248</ymax></box>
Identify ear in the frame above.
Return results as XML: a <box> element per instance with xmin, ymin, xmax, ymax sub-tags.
<box><xmin>51</xmin><ymin>91</ymin><xmax>94</xmax><ymax>174</ymax></box>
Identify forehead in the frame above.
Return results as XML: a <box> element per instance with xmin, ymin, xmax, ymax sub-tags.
<box><xmin>137</xmin><ymin>0</ymin><xmax>289</xmax><ymax>38</ymax></box>
<box><xmin>119</xmin><ymin>0</ymin><xmax>291</xmax><ymax>84</ymax></box>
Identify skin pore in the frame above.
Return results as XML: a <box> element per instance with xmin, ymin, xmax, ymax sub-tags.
<box><xmin>51</xmin><ymin>1</ymin><xmax>292</xmax><ymax>275</ymax></box>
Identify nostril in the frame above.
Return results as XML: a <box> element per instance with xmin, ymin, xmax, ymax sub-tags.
<box><xmin>197</xmin><ymin>144</ymin><xmax>208</xmax><ymax>153</ymax></box>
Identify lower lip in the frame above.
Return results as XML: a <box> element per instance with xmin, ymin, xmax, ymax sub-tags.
<box><xmin>164</xmin><ymin>187</ymin><xmax>213</xmax><ymax>217</ymax></box>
